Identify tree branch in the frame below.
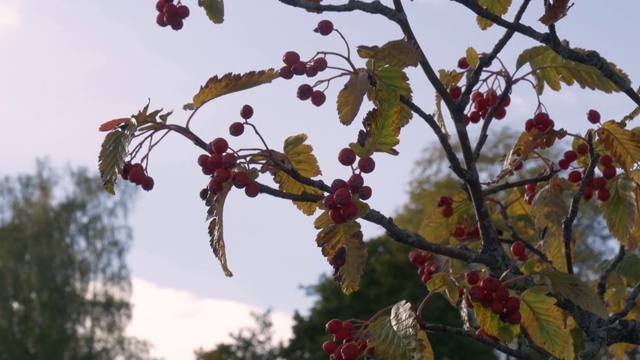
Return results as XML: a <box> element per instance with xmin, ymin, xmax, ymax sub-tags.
<box><xmin>608</xmin><ymin>282</ymin><xmax>640</xmax><ymax>324</ymax></box>
<box><xmin>597</xmin><ymin>245</ymin><xmax>625</xmax><ymax>302</ymax></box>
<box><xmin>277</xmin><ymin>0</ymin><xmax>402</xmax><ymax>23</ymax></box>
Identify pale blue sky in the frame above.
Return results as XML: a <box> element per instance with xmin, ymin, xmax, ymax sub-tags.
<box><xmin>1</xmin><ymin>1</ymin><xmax>639</xmax><ymax>358</ymax></box>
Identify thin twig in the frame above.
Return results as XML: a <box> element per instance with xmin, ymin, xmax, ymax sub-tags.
<box><xmin>597</xmin><ymin>245</ymin><xmax>625</xmax><ymax>302</ymax></box>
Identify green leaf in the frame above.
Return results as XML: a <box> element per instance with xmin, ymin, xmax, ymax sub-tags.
<box><xmin>367</xmin><ymin>301</ymin><xmax>434</xmax><ymax>359</ymax></box>
<box><xmin>520</xmin><ymin>286</ymin><xmax>569</xmax><ymax>358</ymax></box>
<box><xmin>357</xmin><ymin>39</ymin><xmax>422</xmax><ymax>69</ymax></box>
<box><xmin>193</xmin><ymin>69</ymin><xmax>279</xmax><ymax>109</ymax></box>
<box><xmin>476</xmin><ymin>0</ymin><xmax>512</xmax><ymax>30</ymax></box>
<box><xmin>597</xmin><ymin>120</ymin><xmax>640</xmax><ymax>172</ymax></box>
<box><xmin>426</xmin><ymin>272</ymin><xmax>460</xmax><ymax>306</ymax></box>
<box><xmin>98</xmin><ymin>123</ymin><xmax>136</xmax><ymax>195</ymax></box>
<box><xmin>207</xmin><ymin>180</ymin><xmax>234</xmax><ymax>277</ymax></box>
<box><xmin>600</xmin><ymin>176</ymin><xmax>637</xmax><ymax>244</ymax></box>
<box><xmin>534</xmin><ymin>268</ymin><xmax>609</xmax><ymax>318</ymax></box>
<box><xmin>516</xmin><ymin>45</ymin><xmax>629</xmax><ymax>95</ymax></box>
<box><xmin>474</xmin><ymin>302</ymin><xmax>520</xmax><ymax>342</ymax></box>
<box><xmin>616</xmin><ymin>253</ymin><xmax>640</xmax><ymax>283</ymax></box>
<box><xmin>198</xmin><ymin>0</ymin><xmax>224</xmax><ymax>24</ymax></box>
<box><xmin>337</xmin><ymin>71</ymin><xmax>370</xmax><ymax>126</ymax></box>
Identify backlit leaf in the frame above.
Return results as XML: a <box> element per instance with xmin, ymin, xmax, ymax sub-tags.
<box><xmin>540</xmin><ymin>225</ymin><xmax>567</xmax><ymax>272</ymax></box>
<box><xmin>604</xmin><ymin>273</ymin><xmax>627</xmax><ymax>313</ymax></box>
<box><xmin>476</xmin><ymin>0</ymin><xmax>512</xmax><ymax>30</ymax></box>
<box><xmin>198</xmin><ymin>0</ymin><xmax>224</xmax><ymax>24</ymax></box>
<box><xmin>357</xmin><ymin>39</ymin><xmax>422</xmax><ymax>69</ymax></box>
<box><xmin>193</xmin><ymin>69</ymin><xmax>279</xmax><ymax>109</ymax></box>
<box><xmin>474</xmin><ymin>302</ymin><xmax>520</xmax><ymax>342</ymax></box>
<box><xmin>367</xmin><ymin>301</ymin><xmax>433</xmax><ymax>359</ymax></box>
<box><xmin>516</xmin><ymin>45</ymin><xmax>629</xmax><ymax>95</ymax></box>
<box><xmin>597</xmin><ymin>120</ymin><xmax>640</xmax><ymax>172</ymax></box>
<box><xmin>419</xmin><ymin>191</ymin><xmax>473</xmax><ymax>245</ymax></box>
<box><xmin>338</xmin><ymin>232</ymin><xmax>367</xmax><ymax>294</ymax></box>
<box><xmin>427</xmin><ymin>272</ymin><xmax>459</xmax><ymax>306</ymax></box>
<box><xmin>465</xmin><ymin>47</ymin><xmax>479</xmax><ymax>68</ymax></box>
<box><xmin>314</xmin><ymin>209</ymin><xmax>331</xmax><ymax>230</ymax></box>
<box><xmin>207</xmin><ymin>180</ymin><xmax>234</xmax><ymax>277</ymax></box>
<box><xmin>337</xmin><ymin>71</ymin><xmax>370</xmax><ymax>125</ymax></box>
<box><xmin>600</xmin><ymin>176</ymin><xmax>636</xmax><ymax>244</ymax></box>
<box><xmin>520</xmin><ymin>286</ymin><xmax>568</xmax><ymax>358</ymax></box>
<box><xmin>98</xmin><ymin>124</ymin><xmax>136</xmax><ymax>195</ymax></box>
<box><xmin>531</xmin><ymin>181</ymin><xmax>568</xmax><ymax>231</ymax></box>
<box><xmin>316</xmin><ymin>221</ymin><xmax>361</xmax><ymax>260</ymax></box>
<box><xmin>534</xmin><ymin>268</ymin><xmax>608</xmax><ymax>318</ymax></box>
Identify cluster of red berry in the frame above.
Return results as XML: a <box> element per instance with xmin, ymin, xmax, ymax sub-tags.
<box><xmin>227</xmin><ymin>105</ymin><xmax>253</xmax><ymax>137</ymax></box>
<box><xmin>510</xmin><ymin>241</ymin><xmax>527</xmax><ymax>261</ymax></box>
<box><xmin>451</xmin><ymin>224</ymin><xmax>483</xmax><ymax>241</ymax></box>
<box><xmin>155</xmin><ymin>0</ymin><xmax>190</xmax><ymax>30</ymax></box>
<box><xmin>524</xmin><ymin>111</ymin><xmax>555</xmax><ymax>133</ymax></box>
<box><xmin>278</xmin><ymin>49</ymin><xmax>328</xmax><ymax>107</ymax></box>
<box><xmin>408</xmin><ymin>250</ymin><xmax>439</xmax><ymax>284</ymax></box>
<box><xmin>465</xmin><ymin>272</ymin><xmax>522</xmax><ymax>325</ymax></box>
<box><xmin>323</xmin><ymin>319</ymin><xmax>373</xmax><ymax>360</ymax></box>
<box><xmin>437</xmin><ymin>195</ymin><xmax>454</xmax><ymax>218</ymax></box>
<box><xmin>459</xmin><ymin>88</ymin><xmax>511</xmax><ymax>125</ymax></box>
<box><xmin>121</xmin><ymin>162</ymin><xmax>155</xmax><ymax>191</ymax></box>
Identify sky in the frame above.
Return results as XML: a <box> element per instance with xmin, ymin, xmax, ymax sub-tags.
<box><xmin>1</xmin><ymin>0</ymin><xmax>639</xmax><ymax>359</ymax></box>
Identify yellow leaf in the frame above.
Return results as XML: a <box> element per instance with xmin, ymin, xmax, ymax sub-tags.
<box><xmin>419</xmin><ymin>191</ymin><xmax>473</xmax><ymax>245</ymax></box>
<box><xmin>338</xmin><ymin>232</ymin><xmax>367</xmax><ymax>294</ymax></box>
<box><xmin>477</xmin><ymin>0</ymin><xmax>512</xmax><ymax>30</ymax></box>
<box><xmin>465</xmin><ymin>47</ymin><xmax>479</xmax><ymax>68</ymax></box>
<box><xmin>474</xmin><ymin>303</ymin><xmax>520</xmax><ymax>342</ymax></box>
<box><xmin>604</xmin><ymin>273</ymin><xmax>627</xmax><ymax>313</ymax></box>
<box><xmin>193</xmin><ymin>69</ymin><xmax>279</xmax><ymax>109</ymax></box>
<box><xmin>417</xmin><ymin>331</ymin><xmax>435</xmax><ymax>360</ymax></box>
<box><xmin>198</xmin><ymin>0</ymin><xmax>224</xmax><ymax>24</ymax></box>
<box><xmin>432</xmin><ymin>93</ymin><xmax>450</xmax><ymax>139</ymax></box>
<box><xmin>314</xmin><ymin>209</ymin><xmax>331</xmax><ymax>229</ymax></box>
<box><xmin>597</xmin><ymin>120</ymin><xmax>640</xmax><ymax>172</ymax></box>
<box><xmin>207</xmin><ymin>180</ymin><xmax>234</xmax><ymax>277</ymax></box>
<box><xmin>316</xmin><ymin>221</ymin><xmax>361</xmax><ymax>259</ymax></box>
<box><xmin>609</xmin><ymin>343</ymin><xmax>636</xmax><ymax>360</ymax></box>
<box><xmin>520</xmin><ymin>286</ymin><xmax>568</xmax><ymax>358</ymax></box>
<box><xmin>427</xmin><ymin>272</ymin><xmax>459</xmax><ymax>306</ymax></box>
<box><xmin>540</xmin><ymin>226</ymin><xmax>567</xmax><ymax>272</ymax></box>
<box><xmin>357</xmin><ymin>39</ymin><xmax>422</xmax><ymax>69</ymax></box>
<box><xmin>437</xmin><ymin>69</ymin><xmax>464</xmax><ymax>88</ymax></box>
<box><xmin>531</xmin><ymin>180</ymin><xmax>568</xmax><ymax>231</ymax></box>
<box><xmin>337</xmin><ymin>71</ymin><xmax>370</xmax><ymax>125</ymax></box>
<box><xmin>600</xmin><ymin>175</ymin><xmax>637</xmax><ymax>244</ymax></box>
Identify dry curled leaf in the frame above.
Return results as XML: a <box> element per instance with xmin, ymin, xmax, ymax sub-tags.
<box><xmin>539</xmin><ymin>0</ymin><xmax>574</xmax><ymax>25</ymax></box>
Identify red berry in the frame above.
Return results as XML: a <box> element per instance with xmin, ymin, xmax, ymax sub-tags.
<box><xmin>564</xmin><ymin>150</ymin><xmax>578</xmax><ymax>163</ymax></box>
<box><xmin>511</xmin><ymin>241</ymin><xmax>526</xmax><ymax>257</ymax></box>
<box><xmin>170</xmin><ymin>18</ymin><xmax>184</xmax><ymax>31</ymax></box>
<box><xmin>156</xmin><ymin>0</ymin><xmax>169</xmax><ymax>12</ymax></box>
<box><xmin>338</xmin><ymin>148</ymin><xmax>357</xmax><ymax>166</ymax></box>
<box><xmin>495</xmin><ymin>286</ymin><xmax>510</xmax><ymax>302</ymax></box>
<box><xmin>597</xmin><ymin>187</ymin><xmax>610</xmax><ymax>202</ymax></box>
<box><xmin>310</xmin><ymin>90</ymin><xmax>326</xmax><ymax>107</ymax></box>
<box><xmin>484</xmin><ymin>89</ymin><xmax>498</xmax><ymax>107</ymax></box>
<box><xmin>449</xmin><ymin>86</ymin><xmax>462</xmax><ymax>101</ymax></box>
<box><xmin>576</xmin><ymin>143</ymin><xmax>589</xmax><ymax>156</ymax></box>
<box><xmin>141</xmin><ymin>176</ymin><xmax>155</xmax><ymax>191</ymax></box>
<box><xmin>156</xmin><ymin>12</ymin><xmax>168</xmax><ymax>27</ymax></box>
<box><xmin>471</xmin><ymin>91</ymin><xmax>483</xmax><ymax>103</ymax></box>
<box><xmin>316</xmin><ymin>19</ymin><xmax>334</xmax><ymax>36</ymax></box>
<box><xmin>493</xmin><ymin>106</ymin><xmax>507</xmax><ymax>120</ymax></box>
<box><xmin>176</xmin><ymin>5</ymin><xmax>190</xmax><ymax>19</ymax></box>
<box><xmin>357</xmin><ymin>156</ymin><xmax>375</xmax><ymax>173</ymax></box>
<box><xmin>466</xmin><ymin>271</ymin><xmax>480</xmax><ymax>285</ymax></box>
<box><xmin>457</xmin><ymin>57</ymin><xmax>469</xmax><ymax>69</ymax></box>
<box><xmin>199</xmin><ymin>188</ymin><xmax>209</xmax><ymax>201</ymax></box>
<box><xmin>244</xmin><ymin>181</ymin><xmax>260</xmax><ymax>197</ymax></box>
<box><xmin>593</xmin><ymin>177</ymin><xmax>607</xmax><ymax>189</ymax></box>
<box><xmin>121</xmin><ymin>163</ymin><xmax>134</xmax><ymax>180</ymax></box>
<box><xmin>312</xmin><ymin>57</ymin><xmax>328</xmax><ymax>71</ymax></box>
<box><xmin>347</xmin><ymin>173</ymin><xmax>364</xmax><ymax>191</ymax></box>
<box><xmin>507</xmin><ymin>310</ymin><xmax>522</xmax><ymax>325</ymax></box>
<box><xmin>297</xmin><ymin>84</ymin><xmax>313</xmax><ymax>100</ymax></box>
<box><xmin>240</xmin><ymin>104</ymin><xmax>254</xmax><ymax>120</ymax></box>
<box><xmin>437</xmin><ymin>196</ymin><xmax>453</xmax><ymax>207</ymax></box>
<box><xmin>558</xmin><ymin>158</ymin><xmax>571</xmax><ymax>169</ymax></box>
<box><xmin>213</xmin><ymin>168</ymin><xmax>231</xmax><ymax>183</ymax></box>
<box><xmin>441</xmin><ymin>205</ymin><xmax>453</xmax><ymax>218</ymax></box>
<box><xmin>323</xmin><ymin>194</ymin><xmax>337</xmax><ymax>209</ymax></box>
<box><xmin>279</xmin><ymin>66</ymin><xmax>293</xmax><ymax>80</ymax></box>
<box><xmin>602</xmin><ymin>165</ymin><xmax>616</xmax><ymax>180</ymax></box>
<box><xmin>207</xmin><ymin>153</ymin><xmax>223</xmax><ymax>170</ymax></box>
<box><xmin>468</xmin><ymin>285</ymin><xmax>484</xmax><ymax>302</ymax></box>
<box><xmin>501</xmin><ymin>94</ymin><xmax>511</xmax><ymax>107</ymax></box>
<box><xmin>567</xmin><ymin>170</ymin><xmax>582</xmax><ymax>183</ymax></box>
<box><xmin>323</xmin><ymin>341</ymin><xmax>338</xmax><ymax>354</ymax></box>
<box><xmin>600</xmin><ymin>155</ymin><xmax>613</xmax><ymax>167</ymax></box>
<box><xmin>305</xmin><ymin>65</ymin><xmax>318</xmax><ymax>78</ymax></box>
<box><xmin>504</xmin><ymin>297</ymin><xmax>520</xmax><ymax>312</ymax></box>
<box><xmin>210</xmin><ymin>137</ymin><xmax>229</xmax><ymax>154</ymax></box>
<box><xmin>222</xmin><ymin>153</ymin><xmax>238</xmax><ymax>169</ymax></box>
<box><xmin>524</xmin><ymin>118</ymin><xmax>535</xmax><ymax>132</ymax></box>
<box><xmin>480</xmin><ymin>277</ymin><xmax>501</xmax><ymax>293</ymax></box>
<box><xmin>490</xmin><ymin>300</ymin><xmax>504</xmax><ymax>315</ymax></box>
<box><xmin>208</xmin><ymin>179</ymin><xmax>223</xmax><ymax>193</ymax></box>
<box><xmin>197</xmin><ymin>154</ymin><xmax>210</xmax><ymax>168</ymax></box>
<box><xmin>331</xmin><ymin>179</ymin><xmax>348</xmax><ymax>192</ymax></box>
<box><xmin>326</xmin><ymin>319</ymin><xmax>343</xmax><ymax>334</ymax></box>
<box><xmin>129</xmin><ymin>166</ymin><xmax>146</xmax><ymax>185</ymax></box>
<box><xmin>232</xmin><ymin>172</ymin><xmax>250</xmax><ymax>189</ymax></box>
<box><xmin>229</xmin><ymin>122</ymin><xmax>245</xmax><ymax>137</ymax></box>
<box><xmin>341</xmin><ymin>342</ymin><xmax>358</xmax><ymax>360</ymax></box>
<box><xmin>341</xmin><ymin>202</ymin><xmax>358</xmax><ymax>220</ymax></box>
<box><xmin>282</xmin><ymin>51</ymin><xmax>300</xmax><ymax>67</ymax></box>
<box><xmin>329</xmin><ymin>208</ymin><xmax>346</xmax><ymax>224</ymax></box>
<box><xmin>357</xmin><ymin>186</ymin><xmax>372</xmax><ymax>200</ymax></box>
<box><xmin>469</xmin><ymin>111</ymin><xmax>481</xmax><ymax>123</ymax></box>
<box><xmin>582</xmin><ymin>186</ymin><xmax>594</xmax><ymax>201</ymax></box>
<box><xmin>453</xmin><ymin>226</ymin><xmax>466</xmax><ymax>238</ymax></box>
<box><xmin>334</xmin><ymin>188</ymin><xmax>352</xmax><ymax>206</ymax></box>
<box><xmin>587</xmin><ymin>109</ymin><xmax>601</xmax><ymax>124</ymax></box>
<box><xmin>525</xmin><ymin>183</ymin><xmax>537</xmax><ymax>193</ymax></box>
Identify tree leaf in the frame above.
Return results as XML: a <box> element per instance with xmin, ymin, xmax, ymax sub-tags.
<box><xmin>516</xmin><ymin>45</ymin><xmax>629</xmax><ymax>95</ymax></box>
<box><xmin>207</xmin><ymin>180</ymin><xmax>234</xmax><ymax>277</ymax></box>
<box><xmin>357</xmin><ymin>39</ymin><xmax>422</xmax><ymax>69</ymax></box>
<box><xmin>337</xmin><ymin>71</ymin><xmax>370</xmax><ymax>125</ymax></box>
<box><xmin>338</xmin><ymin>232</ymin><xmax>367</xmax><ymax>294</ymax></box>
<box><xmin>316</xmin><ymin>221</ymin><xmax>361</xmax><ymax>261</ymax></box>
<box><xmin>432</xmin><ymin>93</ymin><xmax>449</xmax><ymax>139</ymax></box>
<box><xmin>372</xmin><ymin>67</ymin><xmax>413</xmax><ymax>127</ymax></box>
<box><xmin>476</xmin><ymin>0</ymin><xmax>512</xmax><ymax>30</ymax></box>
<box><xmin>473</xmin><ymin>302</ymin><xmax>520</xmax><ymax>342</ymax></box>
<box><xmin>531</xmin><ymin>181</ymin><xmax>568</xmax><ymax>231</ymax></box>
<box><xmin>465</xmin><ymin>47</ymin><xmax>479</xmax><ymax>68</ymax></box>
<box><xmin>600</xmin><ymin>176</ymin><xmax>637</xmax><ymax>244</ymax></box>
<box><xmin>273</xmin><ymin>134</ymin><xmax>323</xmax><ymax>215</ymax></box>
<box><xmin>520</xmin><ymin>286</ymin><xmax>569</xmax><ymax>358</ymax></box>
<box><xmin>426</xmin><ymin>272</ymin><xmax>460</xmax><ymax>306</ymax></box>
<box><xmin>419</xmin><ymin>191</ymin><xmax>473</xmax><ymax>245</ymax></box>
<box><xmin>198</xmin><ymin>0</ymin><xmax>224</xmax><ymax>24</ymax></box>
<box><xmin>98</xmin><ymin>124</ymin><xmax>136</xmax><ymax>195</ymax></box>
<box><xmin>193</xmin><ymin>69</ymin><xmax>279</xmax><ymax>109</ymax></box>
<box><xmin>597</xmin><ymin>120</ymin><xmax>640</xmax><ymax>172</ymax></box>
<box><xmin>539</xmin><ymin>0</ymin><xmax>572</xmax><ymax>26</ymax></box>
<box><xmin>367</xmin><ymin>301</ymin><xmax>433</xmax><ymax>359</ymax></box>
<box><xmin>616</xmin><ymin>253</ymin><xmax>640</xmax><ymax>283</ymax></box>
<box><xmin>533</xmin><ymin>268</ymin><xmax>608</xmax><ymax>318</ymax></box>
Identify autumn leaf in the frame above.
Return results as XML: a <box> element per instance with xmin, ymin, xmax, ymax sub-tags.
<box><xmin>437</xmin><ymin>69</ymin><xmax>464</xmax><ymax>88</ymax></box>
<box><xmin>534</xmin><ymin>268</ymin><xmax>609</xmax><ymax>318</ymax></box>
<box><xmin>531</xmin><ymin>181</ymin><xmax>568</xmax><ymax>231</ymax></box>
<box><xmin>337</xmin><ymin>71</ymin><xmax>370</xmax><ymax>125</ymax></box>
<box><xmin>616</xmin><ymin>253</ymin><xmax>640</xmax><ymax>283</ymax></box>
<box><xmin>207</xmin><ymin>180</ymin><xmax>234</xmax><ymax>277</ymax></box>
<box><xmin>316</xmin><ymin>221</ymin><xmax>364</xmax><ymax>294</ymax></box>
<box><xmin>98</xmin><ymin>124</ymin><xmax>136</xmax><ymax>195</ymax></box>
<box><xmin>473</xmin><ymin>302</ymin><xmax>520</xmax><ymax>342</ymax></box>
<box><xmin>357</xmin><ymin>39</ymin><xmax>422</xmax><ymax>69</ymax></box>
<box><xmin>419</xmin><ymin>191</ymin><xmax>473</xmax><ymax>245</ymax></box>
<box><xmin>372</xmin><ymin>66</ymin><xmax>413</xmax><ymax>127</ymax></box>
<box><xmin>539</xmin><ymin>0</ymin><xmax>573</xmax><ymax>26</ymax></box>
<box><xmin>367</xmin><ymin>301</ymin><xmax>434</xmax><ymax>360</ymax></box>
<box><xmin>198</xmin><ymin>0</ymin><xmax>224</xmax><ymax>24</ymax></box>
<box><xmin>597</xmin><ymin>120</ymin><xmax>640</xmax><ymax>172</ymax></box>
<box><xmin>476</xmin><ymin>0</ymin><xmax>512</xmax><ymax>30</ymax></box>
<box><xmin>432</xmin><ymin>93</ymin><xmax>450</xmax><ymax>139</ymax></box>
<box><xmin>99</xmin><ymin>117</ymin><xmax>130</xmax><ymax>132</ymax></box>
<box><xmin>465</xmin><ymin>47</ymin><xmax>479</xmax><ymax>68</ymax></box>
<box><xmin>600</xmin><ymin>176</ymin><xmax>637</xmax><ymax>244</ymax></box>
<box><xmin>516</xmin><ymin>45</ymin><xmax>629</xmax><ymax>95</ymax></box>
<box><xmin>427</xmin><ymin>272</ymin><xmax>460</xmax><ymax>305</ymax></box>
<box><xmin>520</xmin><ymin>286</ymin><xmax>569</xmax><ymax>358</ymax></box>
<box><xmin>193</xmin><ymin>69</ymin><xmax>279</xmax><ymax>109</ymax></box>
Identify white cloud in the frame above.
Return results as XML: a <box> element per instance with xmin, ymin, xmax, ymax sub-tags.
<box><xmin>127</xmin><ymin>278</ymin><xmax>294</xmax><ymax>360</ymax></box>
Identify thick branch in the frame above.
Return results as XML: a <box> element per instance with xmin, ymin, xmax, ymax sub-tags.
<box><xmin>258</xmin><ymin>184</ymin><xmax>324</xmax><ymax>202</ymax></box>
<box><xmin>277</xmin><ymin>0</ymin><xmax>402</xmax><ymax>23</ymax></box>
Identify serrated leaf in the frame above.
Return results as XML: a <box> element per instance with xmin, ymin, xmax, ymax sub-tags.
<box><xmin>314</xmin><ymin>209</ymin><xmax>331</xmax><ymax>229</ymax></box>
<box><xmin>520</xmin><ymin>286</ymin><xmax>568</xmax><ymax>358</ymax></box>
<box><xmin>338</xmin><ymin>232</ymin><xmax>367</xmax><ymax>294</ymax></box>
<box><xmin>437</xmin><ymin>69</ymin><xmax>464</xmax><ymax>88</ymax></box>
<box><xmin>357</xmin><ymin>39</ymin><xmax>422</xmax><ymax>69</ymax></box>
<box><xmin>516</xmin><ymin>45</ymin><xmax>629</xmax><ymax>95</ymax></box>
<box><xmin>465</xmin><ymin>47</ymin><xmax>479</xmax><ymax>68</ymax></box>
<box><xmin>98</xmin><ymin>125</ymin><xmax>136</xmax><ymax>195</ymax></box>
<box><xmin>198</xmin><ymin>0</ymin><xmax>224</xmax><ymax>24</ymax></box>
<box><xmin>367</xmin><ymin>301</ymin><xmax>433</xmax><ymax>360</ymax></box>
<box><xmin>193</xmin><ymin>69</ymin><xmax>279</xmax><ymax>109</ymax></box>
<box><xmin>207</xmin><ymin>180</ymin><xmax>233</xmax><ymax>277</ymax></box>
<box><xmin>419</xmin><ymin>191</ymin><xmax>473</xmax><ymax>245</ymax></box>
<box><xmin>531</xmin><ymin>181</ymin><xmax>568</xmax><ymax>231</ymax></box>
<box><xmin>601</xmin><ymin>176</ymin><xmax>637</xmax><ymax>243</ymax></box>
<box><xmin>541</xmin><ymin>225</ymin><xmax>567</xmax><ymax>272</ymax></box>
<box><xmin>474</xmin><ymin>302</ymin><xmax>520</xmax><ymax>342</ymax></box>
<box><xmin>274</xmin><ymin>134</ymin><xmax>323</xmax><ymax>215</ymax></box>
<box><xmin>337</xmin><ymin>71</ymin><xmax>370</xmax><ymax>125</ymax></box>
<box><xmin>316</xmin><ymin>221</ymin><xmax>361</xmax><ymax>260</ymax></box>
<box><xmin>534</xmin><ymin>268</ymin><xmax>609</xmax><ymax>318</ymax></box>
<box><xmin>476</xmin><ymin>0</ymin><xmax>512</xmax><ymax>30</ymax></box>
<box><xmin>616</xmin><ymin>253</ymin><xmax>640</xmax><ymax>283</ymax></box>
<box><xmin>597</xmin><ymin>120</ymin><xmax>640</xmax><ymax>172</ymax></box>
